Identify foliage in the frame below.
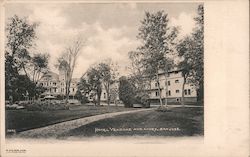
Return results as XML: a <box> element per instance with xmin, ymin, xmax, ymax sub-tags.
<box><xmin>75</xmin><ymin>90</ymin><xmax>89</xmax><ymax>104</ymax></box>
<box><xmin>176</xmin><ymin>5</ymin><xmax>204</xmax><ymax>102</ymax></box>
<box><xmin>56</xmin><ymin>94</ymin><xmax>64</xmax><ymax>100</ymax></box>
<box><xmin>31</xmin><ymin>53</ymin><xmax>50</xmax><ymax>83</ymax></box>
<box><xmin>6</xmin><ymin>15</ymin><xmax>37</xmax><ymax>58</ymax></box>
<box><xmin>134</xmin><ymin>92</ymin><xmax>150</xmax><ymax>108</ymax></box>
<box><xmin>85</xmin><ymin>67</ymin><xmax>103</xmax><ymax>105</ymax></box>
<box><xmin>129</xmin><ymin>11</ymin><xmax>177</xmax><ymax>106</ymax></box>
<box><xmin>78</xmin><ymin>59</ymin><xmax>118</xmax><ymax>106</ymax></box>
<box><xmin>26</xmin><ymin>101</ymin><xmax>69</xmax><ymax>111</ymax></box>
<box><xmin>109</xmin><ymin>86</ymin><xmax>119</xmax><ymax>104</ymax></box>
<box><xmin>96</xmin><ymin>59</ymin><xmax>118</xmax><ymax>106</ymax></box>
<box><xmin>118</xmin><ymin>76</ymin><xmax>136</xmax><ymax>107</ymax></box>
<box><xmin>5</xmin><ymin>15</ymin><xmax>48</xmax><ymax>102</ymax></box>
<box><xmin>77</xmin><ymin>77</ymin><xmax>91</xmax><ymax>95</ymax></box>
<box><xmin>5</xmin><ymin>15</ymin><xmax>35</xmax><ymax>102</ymax></box>
<box><xmin>5</xmin><ymin>74</ymin><xmax>46</xmax><ymax>102</ymax></box>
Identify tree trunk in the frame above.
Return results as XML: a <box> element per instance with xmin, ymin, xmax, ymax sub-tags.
<box><xmin>181</xmin><ymin>78</ymin><xmax>186</xmax><ymax>107</ymax></box>
<box><xmin>156</xmin><ymin>73</ymin><xmax>163</xmax><ymax>107</ymax></box>
<box><xmin>107</xmin><ymin>90</ymin><xmax>110</xmax><ymax>106</ymax></box>
<box><xmin>97</xmin><ymin>94</ymin><xmax>101</xmax><ymax>106</ymax></box>
<box><xmin>65</xmin><ymin>81</ymin><xmax>69</xmax><ymax>104</ymax></box>
<box><xmin>164</xmin><ymin>70</ymin><xmax>169</xmax><ymax>107</ymax></box>
<box><xmin>104</xmin><ymin>84</ymin><xmax>110</xmax><ymax>106</ymax></box>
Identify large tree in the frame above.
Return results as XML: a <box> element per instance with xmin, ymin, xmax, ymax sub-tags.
<box><xmin>86</xmin><ymin>67</ymin><xmax>103</xmax><ymax>106</ymax></box>
<box><xmin>130</xmin><ymin>11</ymin><xmax>176</xmax><ymax>106</ymax></box>
<box><xmin>5</xmin><ymin>15</ymin><xmax>39</xmax><ymax>102</ymax></box>
<box><xmin>176</xmin><ymin>36</ymin><xmax>194</xmax><ymax>106</ymax></box>
<box><xmin>97</xmin><ymin>59</ymin><xmax>118</xmax><ymax>106</ymax></box>
<box><xmin>192</xmin><ymin>4</ymin><xmax>204</xmax><ymax>101</ymax></box>
<box><xmin>56</xmin><ymin>37</ymin><xmax>84</xmax><ymax>103</ymax></box>
<box><xmin>79</xmin><ymin>59</ymin><xmax>118</xmax><ymax>106</ymax></box>
<box><xmin>176</xmin><ymin>4</ymin><xmax>204</xmax><ymax>104</ymax></box>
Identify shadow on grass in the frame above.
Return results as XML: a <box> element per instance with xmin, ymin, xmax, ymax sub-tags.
<box><xmin>60</xmin><ymin>107</ymin><xmax>203</xmax><ymax>138</ymax></box>
<box><xmin>5</xmin><ymin>105</ymin><xmax>138</xmax><ymax>135</ymax></box>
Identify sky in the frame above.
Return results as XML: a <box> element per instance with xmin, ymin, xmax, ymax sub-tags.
<box><xmin>5</xmin><ymin>2</ymin><xmax>201</xmax><ymax>78</ymax></box>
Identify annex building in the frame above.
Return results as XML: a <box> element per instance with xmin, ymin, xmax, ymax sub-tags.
<box><xmin>149</xmin><ymin>69</ymin><xmax>197</xmax><ymax>105</ymax></box>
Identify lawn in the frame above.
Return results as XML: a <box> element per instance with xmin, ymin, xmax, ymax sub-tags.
<box><xmin>5</xmin><ymin>105</ymin><xmax>138</xmax><ymax>134</ymax></box>
<box><xmin>60</xmin><ymin>107</ymin><xmax>204</xmax><ymax>137</ymax></box>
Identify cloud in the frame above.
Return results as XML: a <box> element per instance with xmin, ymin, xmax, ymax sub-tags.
<box><xmin>5</xmin><ymin>3</ymin><xmax>199</xmax><ymax>78</ymax></box>
<box><xmin>74</xmin><ymin>23</ymin><xmax>140</xmax><ymax>78</ymax></box>
<box><xmin>170</xmin><ymin>12</ymin><xmax>196</xmax><ymax>38</ymax></box>
<box><xmin>25</xmin><ymin>5</ymin><xmax>139</xmax><ymax>78</ymax></box>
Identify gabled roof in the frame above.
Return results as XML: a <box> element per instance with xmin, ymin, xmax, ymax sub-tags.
<box><xmin>41</xmin><ymin>71</ymin><xmax>59</xmax><ymax>80</ymax></box>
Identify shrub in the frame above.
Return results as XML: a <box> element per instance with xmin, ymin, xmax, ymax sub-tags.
<box><xmin>56</xmin><ymin>95</ymin><xmax>64</xmax><ymax>100</ymax></box>
<box><xmin>75</xmin><ymin>90</ymin><xmax>89</xmax><ymax>104</ymax></box>
<box><xmin>134</xmin><ymin>92</ymin><xmax>150</xmax><ymax>108</ymax></box>
<box><xmin>118</xmin><ymin>76</ymin><xmax>136</xmax><ymax>107</ymax></box>
<box><xmin>26</xmin><ymin>101</ymin><xmax>69</xmax><ymax>111</ymax></box>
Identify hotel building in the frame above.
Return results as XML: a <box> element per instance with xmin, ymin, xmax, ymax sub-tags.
<box><xmin>38</xmin><ymin>70</ymin><xmax>79</xmax><ymax>99</ymax></box>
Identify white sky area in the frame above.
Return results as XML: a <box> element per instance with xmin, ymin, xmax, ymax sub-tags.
<box><xmin>5</xmin><ymin>3</ymin><xmax>200</xmax><ymax>78</ymax></box>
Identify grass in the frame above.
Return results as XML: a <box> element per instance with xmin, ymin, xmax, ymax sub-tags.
<box><xmin>5</xmin><ymin>104</ymin><xmax>138</xmax><ymax>134</ymax></box>
<box><xmin>60</xmin><ymin>107</ymin><xmax>204</xmax><ymax>137</ymax></box>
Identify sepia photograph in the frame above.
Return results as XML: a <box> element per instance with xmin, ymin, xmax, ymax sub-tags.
<box><xmin>4</xmin><ymin>2</ymin><xmax>204</xmax><ymax>140</ymax></box>
<box><xmin>1</xmin><ymin>0</ymin><xmax>249</xmax><ymax>157</ymax></box>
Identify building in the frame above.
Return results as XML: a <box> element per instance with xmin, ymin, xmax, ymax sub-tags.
<box><xmin>148</xmin><ymin>69</ymin><xmax>197</xmax><ymax>106</ymax></box>
<box><xmin>39</xmin><ymin>70</ymin><xmax>79</xmax><ymax>99</ymax></box>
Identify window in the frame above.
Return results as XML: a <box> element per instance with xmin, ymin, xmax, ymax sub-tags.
<box><xmin>155</xmin><ymin>91</ymin><xmax>159</xmax><ymax>96</ymax></box>
<box><xmin>54</xmin><ymin>88</ymin><xmax>56</xmax><ymax>92</ymax></box>
<box><xmin>104</xmin><ymin>93</ymin><xmax>106</xmax><ymax>99</ymax></box>
<box><xmin>188</xmin><ymin>89</ymin><xmax>191</xmax><ymax>95</ymax></box>
<box><xmin>168</xmin><ymin>90</ymin><xmax>171</xmax><ymax>96</ymax></box>
<box><xmin>155</xmin><ymin>82</ymin><xmax>158</xmax><ymax>87</ymax></box>
<box><xmin>184</xmin><ymin>89</ymin><xmax>187</xmax><ymax>95</ymax></box>
<box><xmin>176</xmin><ymin>90</ymin><xmax>180</xmax><ymax>93</ymax></box>
<box><xmin>73</xmin><ymin>88</ymin><xmax>75</xmax><ymax>92</ymax></box>
<box><xmin>175</xmin><ymin>80</ymin><xmax>179</xmax><ymax>83</ymax></box>
<box><xmin>168</xmin><ymin>81</ymin><xmax>170</xmax><ymax>86</ymax></box>
<box><xmin>176</xmin><ymin>98</ymin><xmax>180</xmax><ymax>102</ymax></box>
<box><xmin>41</xmin><ymin>83</ymin><xmax>43</xmax><ymax>86</ymax></box>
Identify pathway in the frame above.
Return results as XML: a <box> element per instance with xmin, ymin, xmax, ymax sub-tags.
<box><xmin>15</xmin><ymin>108</ymin><xmax>153</xmax><ymax>138</ymax></box>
